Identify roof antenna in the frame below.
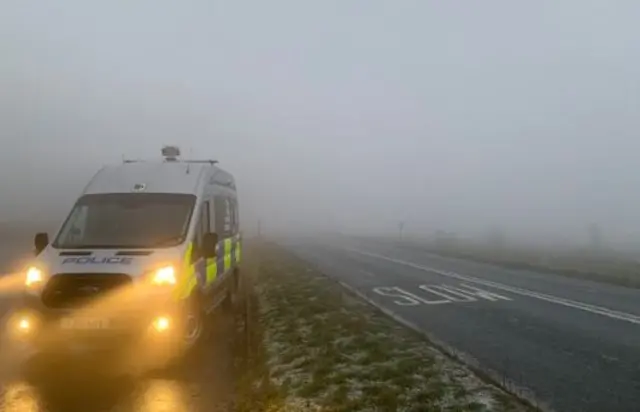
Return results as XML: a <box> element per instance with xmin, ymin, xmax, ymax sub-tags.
<box><xmin>186</xmin><ymin>147</ymin><xmax>193</xmax><ymax>174</ymax></box>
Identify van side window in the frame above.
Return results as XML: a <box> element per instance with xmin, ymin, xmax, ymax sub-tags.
<box><xmin>235</xmin><ymin>201</ymin><xmax>240</xmax><ymax>233</ymax></box>
<box><xmin>209</xmin><ymin>200</ymin><xmax>216</xmax><ymax>233</ymax></box>
<box><xmin>229</xmin><ymin>199</ymin><xmax>239</xmax><ymax>234</ymax></box>
<box><xmin>225</xmin><ymin>199</ymin><xmax>233</xmax><ymax>235</ymax></box>
<box><xmin>191</xmin><ymin>201</ymin><xmax>210</xmax><ymax>262</ymax></box>
<box><xmin>214</xmin><ymin>196</ymin><xmax>232</xmax><ymax>238</ymax></box>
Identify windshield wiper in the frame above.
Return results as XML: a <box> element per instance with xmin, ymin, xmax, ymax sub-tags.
<box><xmin>151</xmin><ymin>235</ymin><xmax>184</xmax><ymax>246</ymax></box>
<box><xmin>56</xmin><ymin>244</ymin><xmax>137</xmax><ymax>249</ymax></box>
<box><xmin>55</xmin><ymin>235</ymin><xmax>184</xmax><ymax>249</ymax></box>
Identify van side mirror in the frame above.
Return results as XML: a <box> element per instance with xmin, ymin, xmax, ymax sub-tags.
<box><xmin>34</xmin><ymin>232</ymin><xmax>49</xmax><ymax>255</ymax></box>
<box><xmin>202</xmin><ymin>232</ymin><xmax>218</xmax><ymax>259</ymax></box>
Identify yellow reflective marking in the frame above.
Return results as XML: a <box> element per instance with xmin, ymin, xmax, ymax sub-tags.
<box><xmin>224</xmin><ymin>238</ymin><xmax>232</xmax><ymax>272</ymax></box>
<box><xmin>182</xmin><ymin>275</ymin><xmax>197</xmax><ymax>299</ymax></box>
<box><xmin>174</xmin><ymin>241</ymin><xmax>196</xmax><ymax>300</ymax></box>
<box><xmin>206</xmin><ymin>261</ymin><xmax>217</xmax><ymax>284</ymax></box>
<box><xmin>174</xmin><ymin>265</ymin><xmax>195</xmax><ymax>300</ymax></box>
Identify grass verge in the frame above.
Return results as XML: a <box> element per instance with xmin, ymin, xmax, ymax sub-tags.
<box><xmin>235</xmin><ymin>241</ymin><xmax>534</xmax><ymax>412</ymax></box>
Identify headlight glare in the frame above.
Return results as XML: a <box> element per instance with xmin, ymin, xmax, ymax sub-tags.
<box><xmin>151</xmin><ymin>266</ymin><xmax>177</xmax><ymax>286</ymax></box>
<box><xmin>25</xmin><ymin>267</ymin><xmax>44</xmax><ymax>287</ymax></box>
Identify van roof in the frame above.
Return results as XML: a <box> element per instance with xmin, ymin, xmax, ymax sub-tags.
<box><xmin>84</xmin><ymin>161</ymin><xmax>233</xmax><ymax>195</ymax></box>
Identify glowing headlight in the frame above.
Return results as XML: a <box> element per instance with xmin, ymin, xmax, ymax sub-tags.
<box><xmin>18</xmin><ymin>317</ymin><xmax>31</xmax><ymax>332</ymax></box>
<box><xmin>151</xmin><ymin>266</ymin><xmax>177</xmax><ymax>286</ymax></box>
<box><xmin>25</xmin><ymin>267</ymin><xmax>44</xmax><ymax>288</ymax></box>
<box><xmin>8</xmin><ymin>312</ymin><xmax>40</xmax><ymax>338</ymax></box>
<box><xmin>152</xmin><ymin>316</ymin><xmax>171</xmax><ymax>332</ymax></box>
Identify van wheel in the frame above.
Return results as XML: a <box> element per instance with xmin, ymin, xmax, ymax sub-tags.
<box><xmin>183</xmin><ymin>294</ymin><xmax>205</xmax><ymax>348</ymax></box>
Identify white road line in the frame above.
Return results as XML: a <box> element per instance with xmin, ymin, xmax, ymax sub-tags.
<box><xmin>373</xmin><ymin>286</ymin><xmax>450</xmax><ymax>305</ymax></box>
<box><xmin>419</xmin><ymin>284</ymin><xmax>477</xmax><ymax>302</ymax></box>
<box><xmin>338</xmin><ymin>280</ymin><xmax>555</xmax><ymax>412</ymax></box>
<box><xmin>454</xmin><ymin>284</ymin><xmax>512</xmax><ymax>302</ymax></box>
<box><xmin>350</xmin><ymin>249</ymin><xmax>640</xmax><ymax>325</ymax></box>
<box><xmin>360</xmin><ymin>269</ymin><xmax>376</xmax><ymax>277</ymax></box>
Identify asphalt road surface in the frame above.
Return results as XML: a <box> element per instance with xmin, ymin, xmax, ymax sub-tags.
<box><xmin>0</xmin><ymin>242</ymin><xmax>240</xmax><ymax>412</ymax></box>
<box><xmin>0</xmin><ymin>322</ymin><xmax>238</xmax><ymax>412</ymax></box>
<box><xmin>282</xmin><ymin>237</ymin><xmax>640</xmax><ymax>412</ymax></box>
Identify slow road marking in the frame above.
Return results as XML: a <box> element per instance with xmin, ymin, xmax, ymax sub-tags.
<box><xmin>352</xmin><ymin>249</ymin><xmax>640</xmax><ymax>325</ymax></box>
<box><xmin>372</xmin><ymin>283</ymin><xmax>512</xmax><ymax>306</ymax></box>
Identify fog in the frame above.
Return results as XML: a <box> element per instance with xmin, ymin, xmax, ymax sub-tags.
<box><xmin>1</xmin><ymin>1</ymin><xmax>640</xmax><ymax>248</ymax></box>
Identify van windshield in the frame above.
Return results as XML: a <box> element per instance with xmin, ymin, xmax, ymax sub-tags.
<box><xmin>52</xmin><ymin>193</ymin><xmax>196</xmax><ymax>249</ymax></box>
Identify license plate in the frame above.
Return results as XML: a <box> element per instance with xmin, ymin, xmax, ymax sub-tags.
<box><xmin>61</xmin><ymin>318</ymin><xmax>111</xmax><ymax>330</ymax></box>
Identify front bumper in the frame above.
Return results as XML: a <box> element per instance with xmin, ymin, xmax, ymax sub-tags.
<box><xmin>7</xmin><ymin>293</ymin><xmax>186</xmax><ymax>356</ymax></box>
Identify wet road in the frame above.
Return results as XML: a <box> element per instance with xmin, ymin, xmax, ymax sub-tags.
<box><xmin>0</xmin><ymin>321</ymin><xmax>238</xmax><ymax>412</ymax></box>
<box><xmin>283</xmin><ymin>237</ymin><xmax>640</xmax><ymax>412</ymax></box>
<box><xmin>0</xmin><ymin>241</ymin><xmax>241</xmax><ymax>412</ymax></box>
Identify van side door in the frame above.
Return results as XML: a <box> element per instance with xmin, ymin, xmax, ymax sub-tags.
<box><xmin>189</xmin><ymin>200</ymin><xmax>211</xmax><ymax>298</ymax></box>
<box><xmin>214</xmin><ymin>195</ymin><xmax>236</xmax><ymax>280</ymax></box>
<box><xmin>228</xmin><ymin>197</ymin><xmax>241</xmax><ymax>264</ymax></box>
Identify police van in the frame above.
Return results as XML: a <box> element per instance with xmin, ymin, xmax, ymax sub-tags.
<box><xmin>8</xmin><ymin>146</ymin><xmax>241</xmax><ymax>365</ymax></box>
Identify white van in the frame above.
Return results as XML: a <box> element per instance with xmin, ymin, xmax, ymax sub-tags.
<box><xmin>8</xmin><ymin>147</ymin><xmax>242</xmax><ymax>364</ymax></box>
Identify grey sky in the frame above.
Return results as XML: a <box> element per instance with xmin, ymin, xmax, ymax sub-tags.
<box><xmin>1</xmin><ymin>1</ymin><xmax>639</xmax><ymax>244</ymax></box>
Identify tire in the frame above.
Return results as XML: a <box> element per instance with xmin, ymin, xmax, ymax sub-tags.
<box><xmin>182</xmin><ymin>293</ymin><xmax>206</xmax><ymax>350</ymax></box>
<box><xmin>154</xmin><ymin>294</ymin><xmax>207</xmax><ymax>376</ymax></box>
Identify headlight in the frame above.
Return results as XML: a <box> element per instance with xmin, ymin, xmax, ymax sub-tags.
<box><xmin>7</xmin><ymin>311</ymin><xmax>41</xmax><ymax>339</ymax></box>
<box><xmin>150</xmin><ymin>266</ymin><xmax>177</xmax><ymax>286</ymax></box>
<box><xmin>151</xmin><ymin>316</ymin><xmax>171</xmax><ymax>332</ymax></box>
<box><xmin>25</xmin><ymin>267</ymin><xmax>45</xmax><ymax>288</ymax></box>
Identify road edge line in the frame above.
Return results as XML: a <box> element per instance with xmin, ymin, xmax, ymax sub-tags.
<box><xmin>351</xmin><ymin>248</ymin><xmax>640</xmax><ymax>325</ymax></box>
<box><xmin>336</xmin><ymin>280</ymin><xmax>554</xmax><ymax>412</ymax></box>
